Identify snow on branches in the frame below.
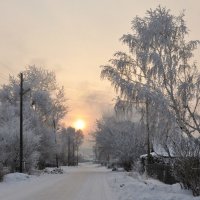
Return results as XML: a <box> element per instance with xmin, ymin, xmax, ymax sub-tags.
<box><xmin>101</xmin><ymin>6</ymin><xmax>200</xmax><ymax>137</ymax></box>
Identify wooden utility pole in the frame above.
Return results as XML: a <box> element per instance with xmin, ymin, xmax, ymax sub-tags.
<box><xmin>76</xmin><ymin>146</ymin><xmax>79</xmax><ymax>166</ymax></box>
<box><xmin>19</xmin><ymin>73</ymin><xmax>30</xmax><ymax>173</ymax></box>
<box><xmin>19</xmin><ymin>73</ymin><xmax>23</xmax><ymax>173</ymax></box>
<box><xmin>53</xmin><ymin>119</ymin><xmax>59</xmax><ymax>168</ymax></box>
<box><xmin>72</xmin><ymin>142</ymin><xmax>75</xmax><ymax>166</ymax></box>
<box><xmin>68</xmin><ymin>134</ymin><xmax>71</xmax><ymax>166</ymax></box>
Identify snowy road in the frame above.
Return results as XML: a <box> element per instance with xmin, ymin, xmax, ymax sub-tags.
<box><xmin>0</xmin><ymin>164</ymin><xmax>116</xmax><ymax>200</ymax></box>
<box><xmin>0</xmin><ymin>164</ymin><xmax>197</xmax><ymax>200</ymax></box>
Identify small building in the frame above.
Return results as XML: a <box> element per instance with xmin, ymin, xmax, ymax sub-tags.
<box><xmin>140</xmin><ymin>149</ymin><xmax>177</xmax><ymax>184</ymax></box>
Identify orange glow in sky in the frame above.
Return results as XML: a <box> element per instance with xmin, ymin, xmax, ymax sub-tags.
<box><xmin>0</xmin><ymin>0</ymin><xmax>199</xmax><ymax>135</ymax></box>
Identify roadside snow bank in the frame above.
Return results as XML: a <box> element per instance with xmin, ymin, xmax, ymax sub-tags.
<box><xmin>107</xmin><ymin>171</ymin><xmax>200</xmax><ymax>200</ymax></box>
<box><xmin>0</xmin><ymin>168</ymin><xmax>68</xmax><ymax>200</ymax></box>
<box><xmin>3</xmin><ymin>173</ymin><xmax>31</xmax><ymax>183</ymax></box>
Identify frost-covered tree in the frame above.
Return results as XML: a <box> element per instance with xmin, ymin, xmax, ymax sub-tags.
<box><xmin>0</xmin><ymin>66</ymin><xmax>68</xmax><ymax>171</ymax></box>
<box><xmin>0</xmin><ymin>103</ymin><xmax>40</xmax><ymax>172</ymax></box>
<box><xmin>59</xmin><ymin>127</ymin><xmax>84</xmax><ymax>166</ymax></box>
<box><xmin>74</xmin><ymin>129</ymin><xmax>84</xmax><ymax>164</ymax></box>
<box><xmin>101</xmin><ymin>6</ymin><xmax>200</xmax><ymax>138</ymax></box>
<box><xmin>94</xmin><ymin>114</ymin><xmax>146</xmax><ymax>171</ymax></box>
<box><xmin>101</xmin><ymin>6</ymin><xmax>200</xmax><ymax>194</ymax></box>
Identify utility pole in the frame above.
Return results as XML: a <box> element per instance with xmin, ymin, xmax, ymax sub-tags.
<box><xmin>76</xmin><ymin>146</ymin><xmax>79</xmax><ymax>166</ymax></box>
<box><xmin>68</xmin><ymin>134</ymin><xmax>71</xmax><ymax>166</ymax></box>
<box><xmin>19</xmin><ymin>73</ymin><xmax>23</xmax><ymax>173</ymax></box>
<box><xmin>53</xmin><ymin>119</ymin><xmax>59</xmax><ymax>168</ymax></box>
<box><xmin>72</xmin><ymin>141</ymin><xmax>75</xmax><ymax>166</ymax></box>
<box><xmin>19</xmin><ymin>73</ymin><xmax>30</xmax><ymax>173</ymax></box>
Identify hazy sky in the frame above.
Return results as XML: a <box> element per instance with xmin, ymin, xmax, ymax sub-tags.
<box><xmin>0</xmin><ymin>0</ymin><xmax>200</xmax><ymax>133</ymax></box>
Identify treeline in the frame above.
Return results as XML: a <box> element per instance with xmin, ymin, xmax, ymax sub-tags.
<box><xmin>94</xmin><ymin>6</ymin><xmax>200</xmax><ymax>196</ymax></box>
<box><xmin>0</xmin><ymin>66</ymin><xmax>83</xmax><ymax>177</ymax></box>
<box><xmin>59</xmin><ymin>127</ymin><xmax>84</xmax><ymax>166</ymax></box>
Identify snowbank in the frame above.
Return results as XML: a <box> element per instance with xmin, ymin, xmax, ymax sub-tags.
<box><xmin>3</xmin><ymin>173</ymin><xmax>31</xmax><ymax>183</ymax></box>
<box><xmin>107</xmin><ymin>171</ymin><xmax>200</xmax><ymax>200</ymax></box>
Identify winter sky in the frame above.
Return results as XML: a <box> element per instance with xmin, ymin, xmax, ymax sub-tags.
<box><xmin>0</xmin><ymin>0</ymin><xmax>200</xmax><ymax>133</ymax></box>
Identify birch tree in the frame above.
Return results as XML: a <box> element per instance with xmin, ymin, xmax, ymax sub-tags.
<box><xmin>101</xmin><ymin>6</ymin><xmax>200</xmax><ymax>138</ymax></box>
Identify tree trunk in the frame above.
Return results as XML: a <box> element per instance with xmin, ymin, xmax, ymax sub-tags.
<box><xmin>146</xmin><ymin>99</ymin><xmax>151</xmax><ymax>164</ymax></box>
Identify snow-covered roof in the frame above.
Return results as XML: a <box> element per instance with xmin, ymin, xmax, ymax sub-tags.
<box><xmin>153</xmin><ymin>142</ymin><xmax>174</xmax><ymax>157</ymax></box>
<box><xmin>140</xmin><ymin>152</ymin><xmax>158</xmax><ymax>159</ymax></box>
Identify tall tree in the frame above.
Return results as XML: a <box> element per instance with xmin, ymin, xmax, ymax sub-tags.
<box><xmin>101</xmin><ymin>6</ymin><xmax>200</xmax><ymax>138</ymax></box>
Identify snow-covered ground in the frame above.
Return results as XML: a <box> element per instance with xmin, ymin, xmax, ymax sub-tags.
<box><xmin>0</xmin><ymin>164</ymin><xmax>116</xmax><ymax>200</ymax></box>
<box><xmin>108</xmin><ymin>171</ymin><xmax>200</xmax><ymax>200</ymax></box>
<box><xmin>0</xmin><ymin>163</ymin><xmax>199</xmax><ymax>200</ymax></box>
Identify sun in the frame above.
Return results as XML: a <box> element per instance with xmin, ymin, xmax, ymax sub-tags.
<box><xmin>74</xmin><ymin>119</ymin><xmax>85</xmax><ymax>130</ymax></box>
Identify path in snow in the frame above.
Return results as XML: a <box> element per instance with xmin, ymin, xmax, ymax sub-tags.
<box><xmin>0</xmin><ymin>164</ymin><xmax>116</xmax><ymax>200</ymax></box>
